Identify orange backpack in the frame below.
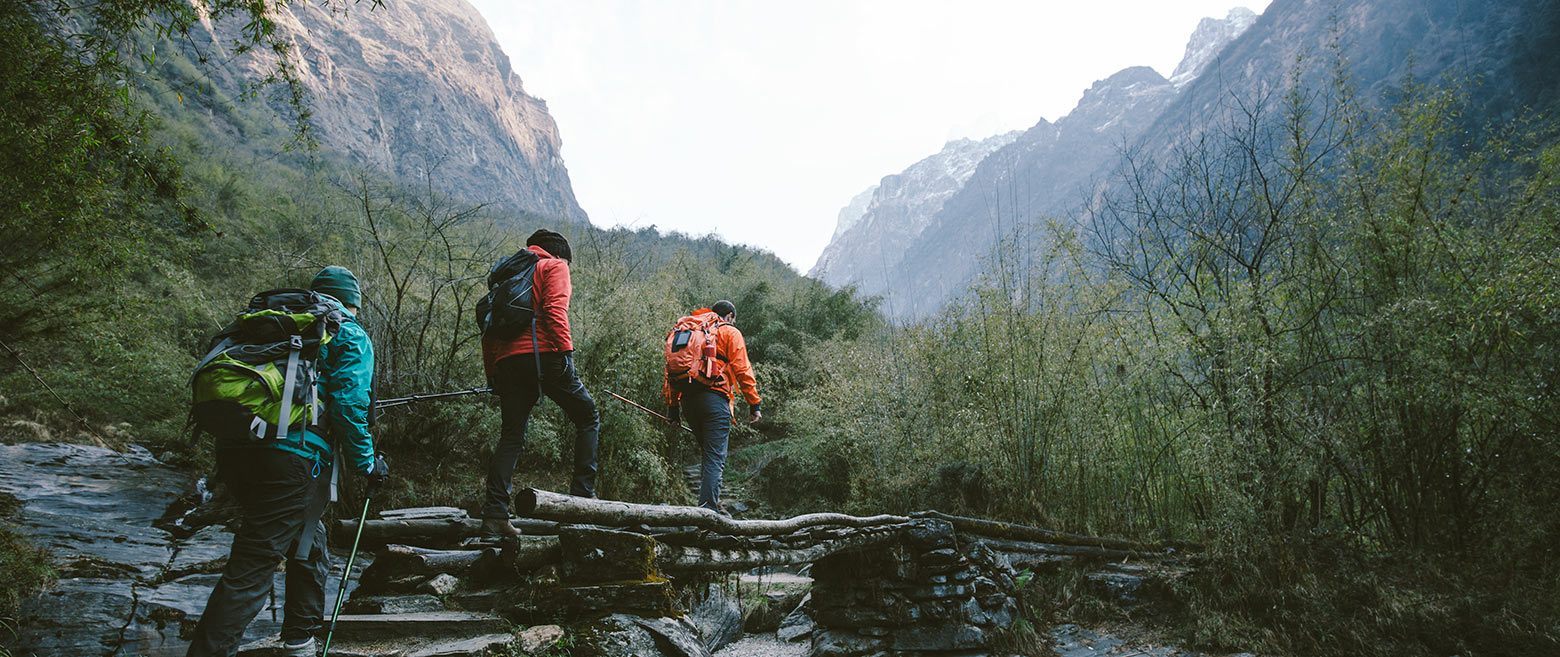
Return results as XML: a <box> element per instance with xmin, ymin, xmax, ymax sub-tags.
<box><xmin>665</xmin><ymin>312</ymin><xmax>727</xmax><ymax>387</ymax></box>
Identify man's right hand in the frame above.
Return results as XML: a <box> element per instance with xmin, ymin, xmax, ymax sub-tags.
<box><xmin>749</xmin><ymin>410</ymin><xmax>762</xmax><ymax>425</ymax></box>
<box><xmin>667</xmin><ymin>406</ymin><xmax>681</xmax><ymax>427</ymax></box>
<box><xmin>365</xmin><ymin>453</ymin><xmax>390</xmax><ymax>497</ymax></box>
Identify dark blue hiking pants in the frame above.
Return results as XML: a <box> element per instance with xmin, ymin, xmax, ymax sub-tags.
<box><xmin>680</xmin><ymin>385</ymin><xmax>733</xmax><ymax>511</ymax></box>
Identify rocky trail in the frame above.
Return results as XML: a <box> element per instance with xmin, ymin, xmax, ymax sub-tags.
<box><xmin>1</xmin><ymin>443</ymin><xmax>1244</xmax><ymax>657</ymax></box>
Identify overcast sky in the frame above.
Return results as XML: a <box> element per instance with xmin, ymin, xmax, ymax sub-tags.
<box><xmin>467</xmin><ymin>0</ymin><xmax>1271</xmax><ymax>273</ymax></box>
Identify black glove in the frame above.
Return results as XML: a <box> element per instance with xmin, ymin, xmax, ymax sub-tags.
<box><xmin>364</xmin><ymin>453</ymin><xmax>390</xmax><ymax>497</ymax></box>
<box><xmin>667</xmin><ymin>406</ymin><xmax>680</xmax><ymax>426</ymax></box>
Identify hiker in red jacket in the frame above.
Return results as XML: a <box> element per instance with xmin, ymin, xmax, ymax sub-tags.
<box><xmin>480</xmin><ymin>229</ymin><xmax>599</xmax><ymax>537</ymax></box>
<box><xmin>663</xmin><ymin>300</ymin><xmax>762</xmax><ymax>515</ymax></box>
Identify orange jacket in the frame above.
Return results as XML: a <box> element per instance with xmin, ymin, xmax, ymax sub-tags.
<box><xmin>663</xmin><ymin>309</ymin><xmax>761</xmax><ymax>409</ymax></box>
<box><xmin>481</xmin><ymin>245</ymin><xmax>573</xmax><ymax>377</ymax></box>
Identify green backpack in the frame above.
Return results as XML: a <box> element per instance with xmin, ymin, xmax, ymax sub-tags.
<box><xmin>190</xmin><ymin>289</ymin><xmax>345</xmax><ymax>443</ymax></box>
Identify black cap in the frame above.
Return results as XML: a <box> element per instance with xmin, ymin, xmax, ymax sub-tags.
<box><xmin>712</xmin><ymin>300</ymin><xmax>736</xmax><ymax>318</ymax></box>
<box><xmin>526</xmin><ymin>229</ymin><xmax>571</xmax><ymax>262</ymax></box>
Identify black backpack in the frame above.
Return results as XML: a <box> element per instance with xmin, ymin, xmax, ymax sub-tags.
<box><xmin>475</xmin><ymin>249</ymin><xmax>540</xmax><ymax>343</ymax></box>
<box><xmin>190</xmin><ymin>289</ymin><xmax>345</xmax><ymax>443</ymax></box>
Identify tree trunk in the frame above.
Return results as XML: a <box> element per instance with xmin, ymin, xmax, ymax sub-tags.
<box><xmin>517</xmin><ymin>488</ymin><xmax>909</xmax><ymax>536</ymax></box>
<box><xmin>910</xmin><ymin>510</ymin><xmax>1193</xmax><ymax>552</ymax></box>
<box><xmin>655</xmin><ymin>524</ymin><xmax>907</xmax><ymax>572</ymax></box>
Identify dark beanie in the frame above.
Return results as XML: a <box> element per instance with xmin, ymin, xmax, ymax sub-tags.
<box><xmin>712</xmin><ymin>300</ymin><xmax>736</xmax><ymax>318</ymax></box>
<box><xmin>526</xmin><ymin>229</ymin><xmax>572</xmax><ymax>262</ymax></box>
<box><xmin>310</xmin><ymin>265</ymin><xmax>362</xmax><ymax>308</ymax></box>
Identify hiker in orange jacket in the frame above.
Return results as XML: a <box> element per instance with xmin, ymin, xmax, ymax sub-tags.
<box><xmin>663</xmin><ymin>300</ymin><xmax>761</xmax><ymax>514</ymax></box>
<box><xmin>480</xmin><ymin>229</ymin><xmax>599</xmax><ymax>537</ymax></box>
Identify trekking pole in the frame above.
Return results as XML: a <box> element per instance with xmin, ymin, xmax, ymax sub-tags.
<box><xmin>373</xmin><ymin>386</ymin><xmax>492</xmax><ymax>410</ymax></box>
<box><xmin>604</xmin><ymin>390</ymin><xmax>694</xmax><ymax>434</ymax></box>
<box><xmin>322</xmin><ymin>494</ymin><xmax>372</xmax><ymax>657</ymax></box>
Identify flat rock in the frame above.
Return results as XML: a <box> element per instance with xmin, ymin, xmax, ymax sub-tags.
<box><xmin>13</xmin><ymin>577</ymin><xmax>137</xmax><ymax>657</ymax></box>
<box><xmin>517</xmin><ymin>624</ymin><xmax>565</xmax><ymax>655</ymax></box>
<box><xmin>328</xmin><ymin>612</ymin><xmax>508</xmax><ymax>640</ymax></box>
<box><xmin>1050</xmin><ymin>624</ymin><xmax>1194</xmax><ymax>657</ymax></box>
<box><xmin>406</xmin><ymin>633</ymin><xmax>515</xmax><ymax>657</ymax></box>
<box><xmin>0</xmin><ymin>443</ymin><xmax>192</xmax><ymax>523</ymax></box>
<box><xmin>16</xmin><ymin>512</ymin><xmax>174</xmax><ymax>579</ymax></box>
<box><xmin>165</xmin><ymin>524</ymin><xmax>235</xmax><ymax>577</ymax></box>
<box><xmin>345</xmin><ymin>594</ymin><xmax>447</xmax><ymax>614</ymax></box>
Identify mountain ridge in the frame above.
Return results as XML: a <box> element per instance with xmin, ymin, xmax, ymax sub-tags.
<box><xmin>178</xmin><ymin>0</ymin><xmax>587</xmax><ymax>222</ymax></box>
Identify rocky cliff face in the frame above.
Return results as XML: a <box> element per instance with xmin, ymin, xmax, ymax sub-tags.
<box><xmin>188</xmin><ymin>0</ymin><xmax>585</xmax><ymax>222</ymax></box>
<box><xmin>810</xmin><ymin>132</ymin><xmax>1017</xmax><ymax>294</ymax></box>
<box><xmin>1170</xmin><ymin>7</ymin><xmax>1259</xmax><ymax>87</ymax></box>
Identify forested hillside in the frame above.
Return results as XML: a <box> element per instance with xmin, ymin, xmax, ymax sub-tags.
<box><xmin>2</xmin><ymin>2</ymin><xmax>1558</xmax><ymax>656</ymax></box>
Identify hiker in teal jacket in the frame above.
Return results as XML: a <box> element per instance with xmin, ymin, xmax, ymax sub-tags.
<box><xmin>187</xmin><ymin>266</ymin><xmax>389</xmax><ymax>657</ymax></box>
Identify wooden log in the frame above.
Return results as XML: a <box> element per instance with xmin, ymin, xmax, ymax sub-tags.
<box><xmin>518</xmin><ymin>488</ymin><xmax>909</xmax><ymax>536</ymax></box>
<box><xmin>379</xmin><ymin>506</ymin><xmax>468</xmax><ymax>520</ymax></box>
<box><xmin>966</xmin><ymin>536</ymin><xmax>1161</xmax><ymax>561</ymax></box>
<box><xmin>371</xmin><ymin>544</ymin><xmax>493</xmax><ymax>576</ymax></box>
<box><xmin>507</xmin><ymin>535</ymin><xmax>562</xmax><ymax>572</ymax></box>
<box><xmin>656</xmin><ymin>524</ymin><xmax>907</xmax><ymax>572</ymax></box>
<box><xmin>910</xmin><ymin>510</ymin><xmax>1191</xmax><ymax>553</ymax></box>
<box><xmin>334</xmin><ymin>516</ymin><xmax>561</xmax><ymax>546</ymax></box>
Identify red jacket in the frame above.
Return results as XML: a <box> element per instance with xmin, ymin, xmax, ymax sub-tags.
<box><xmin>482</xmin><ymin>245</ymin><xmax>573</xmax><ymax>375</ymax></box>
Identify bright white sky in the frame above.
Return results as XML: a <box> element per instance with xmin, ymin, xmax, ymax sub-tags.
<box><xmin>467</xmin><ymin>0</ymin><xmax>1270</xmax><ymax>273</ymax></box>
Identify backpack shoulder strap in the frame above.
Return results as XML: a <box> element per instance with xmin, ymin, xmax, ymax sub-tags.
<box><xmin>275</xmin><ymin>335</ymin><xmax>304</xmax><ymax>441</ymax></box>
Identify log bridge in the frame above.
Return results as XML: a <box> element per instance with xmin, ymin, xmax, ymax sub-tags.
<box><xmin>307</xmin><ymin>489</ymin><xmax>1192</xmax><ymax>657</ymax></box>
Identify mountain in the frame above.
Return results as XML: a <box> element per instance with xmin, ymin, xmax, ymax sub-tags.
<box><xmin>809</xmin><ymin>132</ymin><xmax>1018</xmax><ymax>296</ymax></box>
<box><xmin>811</xmin><ymin>8</ymin><xmax>1256</xmax><ymax>316</ymax></box>
<box><xmin>813</xmin><ymin>0</ymin><xmax>1560</xmax><ymax>318</ymax></box>
<box><xmin>177</xmin><ymin>0</ymin><xmax>586</xmax><ymax>222</ymax></box>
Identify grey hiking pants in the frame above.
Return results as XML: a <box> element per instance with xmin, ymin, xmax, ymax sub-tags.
<box><xmin>186</xmin><ymin>448</ymin><xmax>330</xmax><ymax>657</ymax></box>
<box><xmin>484</xmin><ymin>351</ymin><xmax>600</xmax><ymax>519</ymax></box>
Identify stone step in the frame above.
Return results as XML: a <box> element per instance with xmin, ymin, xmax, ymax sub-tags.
<box><xmin>329</xmin><ymin>611</ymin><xmax>508</xmax><ymax>641</ymax></box>
<box><xmin>343</xmin><ymin>593</ymin><xmax>446</xmax><ymax>615</ymax></box>
<box><xmin>237</xmin><ymin>632</ymin><xmax>513</xmax><ymax>657</ymax></box>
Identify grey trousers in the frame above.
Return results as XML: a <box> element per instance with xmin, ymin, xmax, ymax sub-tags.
<box><xmin>484</xmin><ymin>351</ymin><xmax>600</xmax><ymax>519</ymax></box>
<box><xmin>186</xmin><ymin>449</ymin><xmax>330</xmax><ymax>657</ymax></box>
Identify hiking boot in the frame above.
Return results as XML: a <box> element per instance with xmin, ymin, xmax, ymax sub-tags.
<box><xmin>282</xmin><ymin>636</ymin><xmax>315</xmax><ymax>657</ymax></box>
<box><xmin>480</xmin><ymin>517</ymin><xmax>520</xmax><ymax>538</ymax></box>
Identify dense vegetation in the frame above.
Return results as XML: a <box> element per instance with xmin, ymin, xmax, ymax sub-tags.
<box><xmin>2</xmin><ymin>2</ymin><xmax>1558</xmax><ymax>656</ymax></box>
<box><xmin>761</xmin><ymin>76</ymin><xmax>1560</xmax><ymax>654</ymax></box>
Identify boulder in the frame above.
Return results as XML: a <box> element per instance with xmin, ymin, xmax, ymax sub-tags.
<box><xmin>687</xmin><ymin>583</ymin><xmax>742</xmax><ymax>651</ymax></box>
<box><xmin>420</xmin><ymin>573</ymin><xmax>461</xmax><ymax>596</ymax></box>
<box><xmin>572</xmin><ymin>614</ymin><xmax>691</xmax><ymax>657</ymax></box>
<box><xmin>516</xmin><ymin>624</ymin><xmax>565</xmax><ymax>655</ymax></box>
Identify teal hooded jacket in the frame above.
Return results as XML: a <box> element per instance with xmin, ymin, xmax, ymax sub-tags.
<box><xmin>217</xmin><ymin>297</ymin><xmax>377</xmax><ymax>474</ymax></box>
